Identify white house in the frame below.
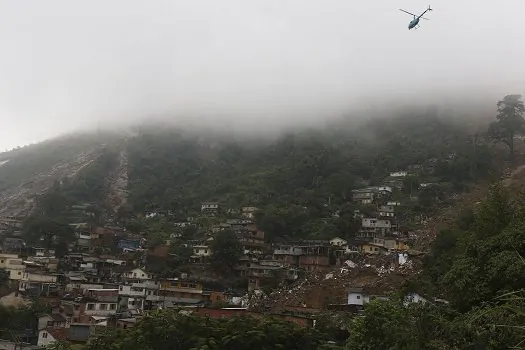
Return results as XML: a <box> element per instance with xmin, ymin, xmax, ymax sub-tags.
<box><xmin>329</xmin><ymin>237</ymin><xmax>348</xmax><ymax>247</ymax></box>
<box><xmin>201</xmin><ymin>202</ymin><xmax>219</xmax><ymax>212</ymax></box>
<box><xmin>5</xmin><ymin>258</ymin><xmax>25</xmax><ymax>281</ymax></box>
<box><xmin>192</xmin><ymin>245</ymin><xmax>211</xmax><ymax>257</ymax></box>
<box><xmin>123</xmin><ymin>268</ymin><xmax>152</xmax><ymax>281</ymax></box>
<box><xmin>19</xmin><ymin>271</ymin><xmax>58</xmax><ymax>292</ymax></box>
<box><xmin>38</xmin><ymin>328</ymin><xmax>67</xmax><ymax>347</ymax></box>
<box><xmin>0</xmin><ymin>254</ymin><xmax>19</xmax><ymax>268</ymax></box>
<box><xmin>389</xmin><ymin>171</ymin><xmax>408</xmax><ymax>177</ymax></box>
<box><xmin>347</xmin><ymin>287</ymin><xmax>369</xmax><ymax>306</ymax></box>
<box><xmin>348</xmin><ymin>287</ymin><xmax>390</xmax><ymax>306</ymax></box>
<box><xmin>378</xmin><ymin>186</ymin><xmax>393</xmax><ymax>194</ymax></box>
<box><xmin>85</xmin><ymin>301</ymin><xmax>118</xmax><ymax>316</ymax></box>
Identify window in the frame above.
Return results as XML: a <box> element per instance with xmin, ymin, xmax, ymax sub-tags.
<box><xmin>42</xmin><ymin>332</ymin><xmax>48</xmax><ymax>339</ymax></box>
<box><xmin>119</xmin><ymin>286</ymin><xmax>123</xmax><ymax>291</ymax></box>
<box><xmin>0</xmin><ymin>260</ymin><xmax>3</xmax><ymax>263</ymax></box>
<box><xmin>87</xmin><ymin>303</ymin><xmax>94</xmax><ymax>310</ymax></box>
<box><xmin>204</xmin><ymin>250</ymin><xmax>208</xmax><ymax>254</ymax></box>
<box><xmin>100</xmin><ymin>303</ymin><xmax>107</xmax><ymax>310</ymax></box>
<box><xmin>356</xmin><ymin>295</ymin><xmax>361</xmax><ymax>299</ymax></box>
<box><xmin>110</xmin><ymin>304</ymin><xmax>116</xmax><ymax>310</ymax></box>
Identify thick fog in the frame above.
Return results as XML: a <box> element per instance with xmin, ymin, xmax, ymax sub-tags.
<box><xmin>1</xmin><ymin>0</ymin><xmax>525</xmax><ymax>150</ymax></box>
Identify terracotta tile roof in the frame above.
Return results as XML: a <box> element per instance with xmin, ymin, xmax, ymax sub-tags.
<box><xmin>46</xmin><ymin>327</ymin><xmax>68</xmax><ymax>342</ymax></box>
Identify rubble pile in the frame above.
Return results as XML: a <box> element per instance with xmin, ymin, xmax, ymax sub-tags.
<box><xmin>249</xmin><ymin>252</ymin><xmax>423</xmax><ymax>312</ymax></box>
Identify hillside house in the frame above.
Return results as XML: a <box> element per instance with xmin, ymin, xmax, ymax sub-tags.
<box><xmin>378</xmin><ymin>205</ymin><xmax>395</xmax><ymax>218</ymax></box>
<box><xmin>352</xmin><ymin>191</ymin><xmax>375</xmax><ymax>204</ymax></box>
<box><xmin>329</xmin><ymin>237</ymin><xmax>347</xmax><ymax>247</ymax></box>
<box><xmin>84</xmin><ymin>289</ymin><xmax>119</xmax><ymax>316</ymax></box>
<box><xmin>378</xmin><ymin>186</ymin><xmax>393</xmax><ymax>195</ymax></box>
<box><xmin>360</xmin><ymin>243</ymin><xmax>388</xmax><ymax>254</ymax></box>
<box><xmin>272</xmin><ymin>243</ymin><xmax>332</xmax><ymax>271</ymax></box>
<box><xmin>19</xmin><ymin>271</ymin><xmax>59</xmax><ymax>296</ymax></box>
<box><xmin>389</xmin><ymin>171</ymin><xmax>408</xmax><ymax>177</ymax></box>
<box><xmin>192</xmin><ymin>245</ymin><xmax>211</xmax><ymax>257</ymax></box>
<box><xmin>34</xmin><ymin>248</ymin><xmax>52</xmax><ymax>257</ymax></box>
<box><xmin>155</xmin><ymin>279</ymin><xmax>204</xmax><ymax>307</ymax></box>
<box><xmin>0</xmin><ymin>253</ymin><xmax>19</xmax><ymax>268</ymax></box>
<box><xmin>38</xmin><ymin>327</ymin><xmax>68</xmax><ymax>347</ymax></box>
<box><xmin>119</xmin><ymin>280</ymin><xmax>159</xmax><ymax>311</ymax></box>
<box><xmin>123</xmin><ymin>268</ymin><xmax>152</xmax><ymax>281</ymax></box>
<box><xmin>241</xmin><ymin>206</ymin><xmax>258</xmax><ymax>219</ymax></box>
<box><xmin>37</xmin><ymin>314</ymin><xmax>67</xmax><ymax>330</ymax></box>
<box><xmin>273</xmin><ymin>245</ymin><xmax>303</xmax><ymax>266</ymax></box>
<box><xmin>237</xmin><ymin>228</ymin><xmax>265</xmax><ymax>254</ymax></box>
<box><xmin>5</xmin><ymin>257</ymin><xmax>25</xmax><ymax>281</ymax></box>
<box><xmin>347</xmin><ymin>286</ymin><xmax>389</xmax><ymax>306</ymax></box>
<box><xmin>298</xmin><ymin>245</ymin><xmax>331</xmax><ymax>272</ymax></box>
<box><xmin>347</xmin><ymin>287</ymin><xmax>369</xmax><ymax>306</ymax></box>
<box><xmin>201</xmin><ymin>202</ymin><xmax>219</xmax><ymax>215</ymax></box>
<box><xmin>359</xmin><ymin>218</ymin><xmax>392</xmax><ymax>238</ymax></box>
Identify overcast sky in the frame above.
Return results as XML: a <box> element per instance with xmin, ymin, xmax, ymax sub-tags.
<box><xmin>0</xmin><ymin>0</ymin><xmax>524</xmax><ymax>150</ymax></box>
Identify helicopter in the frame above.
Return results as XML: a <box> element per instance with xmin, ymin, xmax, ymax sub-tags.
<box><xmin>399</xmin><ymin>5</ymin><xmax>432</xmax><ymax>30</ymax></box>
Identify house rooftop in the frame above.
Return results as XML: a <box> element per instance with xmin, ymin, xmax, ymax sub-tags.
<box><xmin>46</xmin><ymin>327</ymin><xmax>68</xmax><ymax>343</ymax></box>
<box><xmin>50</xmin><ymin>313</ymin><xmax>67</xmax><ymax>322</ymax></box>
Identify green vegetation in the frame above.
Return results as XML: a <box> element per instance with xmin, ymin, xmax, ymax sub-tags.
<box><xmin>343</xmin><ymin>183</ymin><xmax>525</xmax><ymax>349</ymax></box>
<box><xmin>126</xmin><ymin>112</ymin><xmax>493</xmax><ymax>241</ymax></box>
<box><xmin>210</xmin><ymin>230</ymin><xmax>243</xmax><ymax>272</ymax></box>
<box><xmin>489</xmin><ymin>94</ymin><xmax>525</xmax><ymax>162</ymax></box>
<box><xmin>78</xmin><ymin>310</ymin><xmax>327</xmax><ymax>350</ymax></box>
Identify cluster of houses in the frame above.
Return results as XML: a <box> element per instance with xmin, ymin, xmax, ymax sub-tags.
<box><xmin>0</xmin><ymin>187</ymin><xmax>423</xmax><ymax>348</ymax></box>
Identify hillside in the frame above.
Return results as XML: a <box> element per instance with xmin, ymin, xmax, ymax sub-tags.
<box><xmin>127</xmin><ymin>112</ymin><xmax>491</xmax><ymax>217</ymax></box>
<box><xmin>0</xmin><ymin>132</ymin><xmax>125</xmax><ymax>218</ymax></box>
<box><xmin>0</xmin><ymin>110</ymin><xmax>496</xmax><ymax>230</ymax></box>
<box><xmin>2</xmin><ymin>103</ymin><xmax>524</xmax><ymax>349</ymax></box>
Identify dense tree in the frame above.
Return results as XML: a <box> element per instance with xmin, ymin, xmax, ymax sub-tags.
<box><xmin>210</xmin><ymin>230</ymin><xmax>242</xmax><ymax>271</ymax></box>
<box><xmin>169</xmin><ymin>244</ymin><xmax>193</xmax><ymax>265</ymax></box>
<box><xmin>126</xmin><ymin>113</ymin><xmax>493</xmax><ymax>220</ymax></box>
<box><xmin>346</xmin><ymin>299</ymin><xmax>419</xmax><ymax>350</ymax></box>
<box><xmin>489</xmin><ymin>94</ymin><xmax>525</xmax><ymax>162</ymax></box>
<box><xmin>24</xmin><ymin>216</ymin><xmax>74</xmax><ymax>257</ymax></box>
<box><xmin>83</xmin><ymin>311</ymin><xmax>328</xmax><ymax>350</ymax></box>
